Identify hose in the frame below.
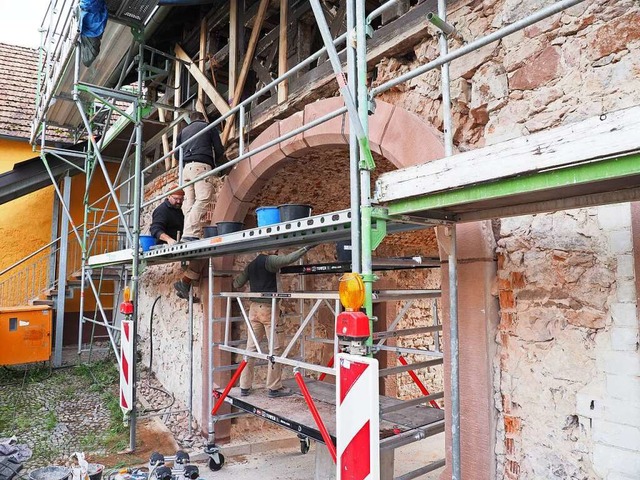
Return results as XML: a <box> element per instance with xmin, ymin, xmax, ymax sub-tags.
<box><xmin>140</xmin><ymin>295</ymin><xmax>176</xmax><ymax>413</ymax></box>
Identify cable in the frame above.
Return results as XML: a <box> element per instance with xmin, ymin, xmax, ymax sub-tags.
<box><xmin>138</xmin><ymin>295</ymin><xmax>176</xmax><ymax>413</ymax></box>
<box><xmin>148</xmin><ymin>295</ymin><xmax>162</xmax><ymax>374</ymax></box>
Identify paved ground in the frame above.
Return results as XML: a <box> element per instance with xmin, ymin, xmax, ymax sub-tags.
<box><xmin>197</xmin><ymin>432</ymin><xmax>445</xmax><ymax>480</ymax></box>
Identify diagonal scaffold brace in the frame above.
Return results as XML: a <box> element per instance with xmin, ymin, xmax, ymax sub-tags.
<box><xmin>308</xmin><ymin>0</ymin><xmax>375</xmax><ymax>171</ymax></box>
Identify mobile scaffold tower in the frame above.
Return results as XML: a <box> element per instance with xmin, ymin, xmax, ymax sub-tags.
<box><xmin>31</xmin><ymin>0</ymin><xmax>640</xmax><ymax>478</ymax></box>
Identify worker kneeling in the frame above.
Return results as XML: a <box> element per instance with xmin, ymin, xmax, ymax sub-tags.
<box><xmin>233</xmin><ymin>246</ymin><xmax>315</xmax><ymax>398</ymax></box>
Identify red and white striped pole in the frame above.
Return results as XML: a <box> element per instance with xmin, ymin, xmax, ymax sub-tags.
<box><xmin>119</xmin><ymin>293</ymin><xmax>134</xmax><ymax>417</ymax></box>
<box><xmin>336</xmin><ymin>353</ymin><xmax>379</xmax><ymax>480</ymax></box>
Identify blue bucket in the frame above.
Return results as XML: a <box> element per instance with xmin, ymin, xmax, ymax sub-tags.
<box><xmin>139</xmin><ymin>235</ymin><xmax>156</xmax><ymax>252</ymax></box>
<box><xmin>256</xmin><ymin>206</ymin><xmax>280</xmax><ymax>226</ymax></box>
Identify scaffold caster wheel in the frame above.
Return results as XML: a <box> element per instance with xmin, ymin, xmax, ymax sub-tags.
<box><xmin>299</xmin><ymin>435</ymin><xmax>310</xmax><ymax>454</ymax></box>
<box><xmin>208</xmin><ymin>452</ymin><xmax>225</xmax><ymax>471</ymax></box>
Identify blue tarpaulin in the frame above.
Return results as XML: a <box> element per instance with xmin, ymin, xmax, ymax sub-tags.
<box><xmin>79</xmin><ymin>0</ymin><xmax>108</xmax><ymax>38</ymax></box>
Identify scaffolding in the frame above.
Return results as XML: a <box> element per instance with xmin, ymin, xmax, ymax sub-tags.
<box><xmin>28</xmin><ymin>0</ymin><xmax>640</xmax><ymax>478</ymax></box>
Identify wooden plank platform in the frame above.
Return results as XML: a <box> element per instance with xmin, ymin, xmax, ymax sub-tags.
<box><xmin>218</xmin><ymin>378</ymin><xmax>444</xmax><ymax>445</ymax></box>
<box><xmin>375</xmin><ymin>106</ymin><xmax>640</xmax><ymax>220</ymax></box>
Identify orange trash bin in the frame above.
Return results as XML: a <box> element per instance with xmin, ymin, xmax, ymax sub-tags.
<box><xmin>0</xmin><ymin>305</ymin><xmax>52</xmax><ymax>366</ymax></box>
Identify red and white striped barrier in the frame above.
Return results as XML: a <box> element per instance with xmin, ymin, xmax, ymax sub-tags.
<box><xmin>336</xmin><ymin>353</ymin><xmax>380</xmax><ymax>480</ymax></box>
<box><xmin>120</xmin><ymin>319</ymin><xmax>134</xmax><ymax>415</ymax></box>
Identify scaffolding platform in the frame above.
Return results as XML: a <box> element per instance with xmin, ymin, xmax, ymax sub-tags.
<box><xmin>217</xmin><ymin>378</ymin><xmax>445</xmax><ymax>445</ymax></box>
<box><xmin>87</xmin><ymin>209</ymin><xmax>445</xmax><ymax>268</ymax></box>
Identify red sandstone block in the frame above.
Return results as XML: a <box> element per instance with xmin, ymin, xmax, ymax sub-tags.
<box><xmin>225</xmin><ymin>157</ymin><xmax>265</xmax><ymax>202</ymax></box>
<box><xmin>379</xmin><ymin>106</ymin><xmax>443</xmax><ymax>168</ymax></box>
<box><xmin>211</xmin><ymin>182</ymin><xmax>252</xmax><ymax>223</ymax></box>
<box><xmin>279</xmin><ymin>110</ymin><xmax>309</xmax><ymax>158</ymax></box>
<box><xmin>249</xmin><ymin>122</ymin><xmax>292</xmax><ymax>181</ymax></box>
<box><xmin>367</xmin><ymin>100</ymin><xmax>395</xmax><ymax>155</ymax></box>
<box><xmin>302</xmin><ymin>97</ymin><xmax>348</xmax><ymax>148</ymax></box>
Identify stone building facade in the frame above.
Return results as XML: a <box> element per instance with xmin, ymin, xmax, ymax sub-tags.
<box><xmin>137</xmin><ymin>0</ymin><xmax>640</xmax><ymax>478</ymax></box>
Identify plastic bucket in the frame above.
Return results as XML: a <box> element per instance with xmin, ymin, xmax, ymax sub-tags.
<box><xmin>278</xmin><ymin>204</ymin><xmax>312</xmax><ymax>222</ymax></box>
<box><xmin>216</xmin><ymin>221</ymin><xmax>244</xmax><ymax>234</ymax></box>
<box><xmin>87</xmin><ymin>464</ymin><xmax>104</xmax><ymax>480</ymax></box>
<box><xmin>29</xmin><ymin>466</ymin><xmax>72</xmax><ymax>480</ymax></box>
<box><xmin>203</xmin><ymin>225</ymin><xmax>219</xmax><ymax>238</ymax></box>
<box><xmin>139</xmin><ymin>235</ymin><xmax>156</xmax><ymax>252</ymax></box>
<box><xmin>256</xmin><ymin>206</ymin><xmax>280</xmax><ymax>226</ymax></box>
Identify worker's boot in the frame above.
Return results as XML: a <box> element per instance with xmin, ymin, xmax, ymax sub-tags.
<box><xmin>268</xmin><ymin>387</ymin><xmax>293</xmax><ymax>398</ymax></box>
<box><xmin>174</xmin><ymin>280</ymin><xmax>200</xmax><ymax>303</ymax></box>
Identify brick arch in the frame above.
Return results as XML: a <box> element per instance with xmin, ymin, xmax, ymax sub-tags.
<box><xmin>205</xmin><ymin>98</ymin><xmax>497</xmax><ymax>480</ymax></box>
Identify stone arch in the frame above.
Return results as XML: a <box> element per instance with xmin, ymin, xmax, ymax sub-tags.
<box><xmin>212</xmin><ymin>96</ymin><xmax>444</xmax><ymax>222</ymax></box>
<box><xmin>205</xmin><ymin>98</ymin><xmax>497</xmax><ymax>479</ymax></box>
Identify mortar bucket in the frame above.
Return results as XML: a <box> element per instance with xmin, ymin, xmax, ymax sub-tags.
<box><xmin>278</xmin><ymin>204</ymin><xmax>312</xmax><ymax>222</ymax></box>
<box><xmin>216</xmin><ymin>221</ymin><xmax>244</xmax><ymax>234</ymax></box>
<box><xmin>256</xmin><ymin>206</ymin><xmax>280</xmax><ymax>226</ymax></box>
<box><xmin>29</xmin><ymin>466</ymin><xmax>72</xmax><ymax>480</ymax></box>
<box><xmin>203</xmin><ymin>225</ymin><xmax>219</xmax><ymax>238</ymax></box>
<box><xmin>139</xmin><ymin>235</ymin><xmax>156</xmax><ymax>252</ymax></box>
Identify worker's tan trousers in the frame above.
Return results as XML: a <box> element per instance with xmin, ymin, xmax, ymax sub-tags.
<box><xmin>239</xmin><ymin>301</ymin><xmax>284</xmax><ymax>392</ymax></box>
<box><xmin>182</xmin><ymin>161</ymin><xmax>213</xmax><ymax>239</ymax></box>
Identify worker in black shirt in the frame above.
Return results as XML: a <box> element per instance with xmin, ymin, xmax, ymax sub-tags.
<box><xmin>150</xmin><ymin>188</ymin><xmax>202</xmax><ymax>302</ymax></box>
<box><xmin>177</xmin><ymin>112</ymin><xmax>225</xmax><ymax>242</ymax></box>
<box><xmin>233</xmin><ymin>246</ymin><xmax>315</xmax><ymax>398</ymax></box>
<box><xmin>150</xmin><ymin>188</ymin><xmax>184</xmax><ymax>245</ymax></box>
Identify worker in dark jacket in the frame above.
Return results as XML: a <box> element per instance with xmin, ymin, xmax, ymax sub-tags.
<box><xmin>177</xmin><ymin>112</ymin><xmax>225</xmax><ymax>241</ymax></box>
<box><xmin>150</xmin><ymin>188</ymin><xmax>185</xmax><ymax>245</ymax></box>
<box><xmin>233</xmin><ymin>246</ymin><xmax>315</xmax><ymax>398</ymax></box>
<box><xmin>151</xmin><ymin>188</ymin><xmax>202</xmax><ymax>302</ymax></box>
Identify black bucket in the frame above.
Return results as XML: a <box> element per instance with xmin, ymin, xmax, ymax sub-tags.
<box><xmin>279</xmin><ymin>204</ymin><xmax>312</xmax><ymax>222</ymax></box>
<box><xmin>203</xmin><ymin>225</ymin><xmax>219</xmax><ymax>238</ymax></box>
<box><xmin>216</xmin><ymin>221</ymin><xmax>244</xmax><ymax>234</ymax></box>
<box><xmin>29</xmin><ymin>467</ymin><xmax>72</xmax><ymax>480</ymax></box>
<box><xmin>336</xmin><ymin>240</ymin><xmax>352</xmax><ymax>262</ymax></box>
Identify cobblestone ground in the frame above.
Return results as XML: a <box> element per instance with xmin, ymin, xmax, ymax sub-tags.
<box><xmin>0</xmin><ymin>363</ymin><xmax>122</xmax><ymax>471</ymax></box>
<box><xmin>1</xmin><ymin>366</ymin><xmax>207</xmax><ymax>474</ymax></box>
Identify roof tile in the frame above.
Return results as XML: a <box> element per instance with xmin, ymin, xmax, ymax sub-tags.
<box><xmin>0</xmin><ymin>42</ymin><xmax>39</xmax><ymax>140</ymax></box>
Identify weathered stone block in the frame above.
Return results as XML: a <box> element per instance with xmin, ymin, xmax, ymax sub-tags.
<box><xmin>608</xmin><ymin>230</ymin><xmax>633</xmax><ymax>254</ymax></box>
<box><xmin>597</xmin><ymin>350</ymin><xmax>640</xmax><ymax>377</ymax></box>
<box><xmin>592</xmin><ymin>419</ymin><xmax>640</xmax><ymax>452</ymax></box>
<box><xmin>610</xmin><ymin>302</ymin><xmax>638</xmax><ymax>327</ymax></box>
<box><xmin>510</xmin><ymin>46</ymin><xmax>562</xmax><ymax>91</ymax></box>
<box><xmin>616</xmin><ymin>254</ymin><xmax>635</xmax><ymax>278</ymax></box>
<box><xmin>607</xmin><ymin>373</ymin><xmax>640</xmax><ymax>402</ymax></box>
<box><xmin>597</xmin><ymin>204</ymin><xmax>632</xmax><ymax>230</ymax></box>
<box><xmin>586</xmin><ymin>12</ymin><xmax>640</xmax><ymax>61</ymax></box>
<box><xmin>610</xmin><ymin>327</ymin><xmax>639</xmax><ymax>352</ymax></box>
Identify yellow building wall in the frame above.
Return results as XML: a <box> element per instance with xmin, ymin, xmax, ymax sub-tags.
<box><xmin>0</xmin><ymin>138</ymin><xmax>54</xmax><ymax>272</ymax></box>
<box><xmin>0</xmin><ymin>137</ymin><xmax>117</xmax><ymax>311</ymax></box>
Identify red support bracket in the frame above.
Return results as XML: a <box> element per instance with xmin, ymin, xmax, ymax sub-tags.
<box><xmin>211</xmin><ymin>359</ymin><xmax>247</xmax><ymax>415</ymax></box>
<box><xmin>398</xmin><ymin>356</ymin><xmax>440</xmax><ymax>409</ymax></box>
<box><xmin>294</xmin><ymin>371</ymin><xmax>337</xmax><ymax>462</ymax></box>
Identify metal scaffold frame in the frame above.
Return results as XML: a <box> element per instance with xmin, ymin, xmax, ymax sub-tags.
<box><xmin>30</xmin><ymin>0</ymin><xmax>595</xmax><ymax>476</ymax></box>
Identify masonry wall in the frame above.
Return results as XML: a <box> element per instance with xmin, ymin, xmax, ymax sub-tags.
<box><xmin>133</xmin><ymin>0</ymin><xmax>640</xmax><ymax>474</ymax></box>
<box><xmin>371</xmin><ymin>0</ymin><xmax>640</xmax><ymax>477</ymax></box>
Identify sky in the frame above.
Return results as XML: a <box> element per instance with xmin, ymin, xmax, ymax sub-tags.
<box><xmin>0</xmin><ymin>0</ymin><xmax>52</xmax><ymax>48</ymax></box>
